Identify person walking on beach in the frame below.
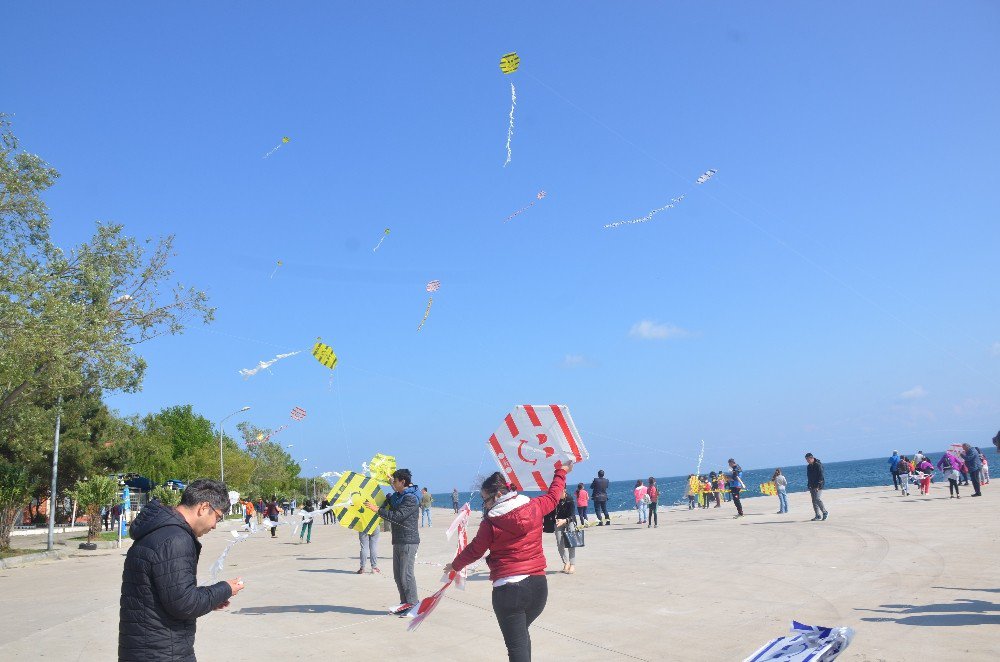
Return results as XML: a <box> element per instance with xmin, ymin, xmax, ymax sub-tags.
<box><xmin>805</xmin><ymin>453</ymin><xmax>828</xmax><ymax>521</ymax></box>
<box><xmin>961</xmin><ymin>443</ymin><xmax>983</xmax><ymax>497</ymax></box>
<box><xmin>119</xmin><ymin>479</ymin><xmax>245</xmax><ymax>662</ymax></box>
<box><xmin>590</xmin><ymin>470</ymin><xmax>610</xmax><ymax>526</ymax></box>
<box><xmin>452</xmin><ymin>488</ymin><xmax>460</xmax><ymax>513</ymax></box>
<box><xmin>255</xmin><ymin>498</ymin><xmax>264</xmax><ymax>526</ymax></box>
<box><xmin>634</xmin><ymin>479</ymin><xmax>648</xmax><ymax>524</ymax></box>
<box><xmin>647</xmin><ymin>477</ymin><xmax>659</xmax><ymax>528</ymax></box>
<box><xmin>916</xmin><ymin>457</ymin><xmax>934</xmax><ymax>495</ymax></box>
<box><xmin>357</xmin><ymin>526</ymin><xmax>381</xmax><ymax>574</ymax></box>
<box><xmin>897</xmin><ymin>457</ymin><xmax>912</xmax><ymax>496</ymax></box>
<box><xmin>420</xmin><ymin>487</ymin><xmax>433</xmax><ymax>527</ymax></box>
<box><xmin>727</xmin><ymin>459</ymin><xmax>745</xmax><ymax>518</ymax></box>
<box><xmin>299</xmin><ymin>500</ymin><xmax>315</xmax><ymax>544</ymax></box>
<box><xmin>575</xmin><ymin>483</ymin><xmax>589</xmax><ymax>526</ymax></box>
<box><xmin>445</xmin><ymin>461</ymin><xmax>572</xmax><ymax>662</ymax></box>
<box><xmin>544</xmin><ymin>488</ymin><xmax>578</xmax><ymax>574</ymax></box>
<box><xmin>937</xmin><ymin>450</ymin><xmax>965</xmax><ymax>498</ymax></box>
<box><xmin>266</xmin><ymin>498</ymin><xmax>280</xmax><ymax>537</ymax></box>
<box><xmin>242</xmin><ymin>499</ymin><xmax>254</xmax><ymax>528</ymax></box>
<box><xmin>888</xmin><ymin>451</ymin><xmax>902</xmax><ymax>491</ymax></box>
<box><xmin>686</xmin><ymin>474</ymin><xmax>698</xmax><ymax>510</ymax></box>
<box><xmin>773</xmin><ymin>469</ymin><xmax>788</xmax><ymax>514</ymax></box>
<box><xmin>709</xmin><ymin>471</ymin><xmax>722</xmax><ymax>507</ymax></box>
<box><xmin>320</xmin><ymin>498</ymin><xmax>332</xmax><ymax>524</ymax></box>
<box><xmin>365</xmin><ymin>468</ymin><xmax>420</xmax><ymax>615</ymax></box>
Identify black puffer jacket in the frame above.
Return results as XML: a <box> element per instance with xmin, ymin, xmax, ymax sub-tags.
<box><xmin>377</xmin><ymin>487</ymin><xmax>420</xmax><ymax>545</ymax></box>
<box><xmin>119</xmin><ymin>501</ymin><xmax>232</xmax><ymax>661</ymax></box>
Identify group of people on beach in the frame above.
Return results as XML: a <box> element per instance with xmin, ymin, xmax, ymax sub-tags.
<box><xmin>888</xmin><ymin>444</ymin><xmax>989</xmax><ymax>499</ymax></box>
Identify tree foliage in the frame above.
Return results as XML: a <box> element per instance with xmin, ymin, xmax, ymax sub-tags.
<box><xmin>67</xmin><ymin>475</ymin><xmax>120</xmax><ymax>543</ymax></box>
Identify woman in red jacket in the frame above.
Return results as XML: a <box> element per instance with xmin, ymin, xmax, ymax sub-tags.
<box><xmin>445</xmin><ymin>460</ymin><xmax>572</xmax><ymax>662</ymax></box>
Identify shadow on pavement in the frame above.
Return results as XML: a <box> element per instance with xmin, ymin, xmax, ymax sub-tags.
<box><xmin>858</xmin><ymin>599</ymin><xmax>1000</xmax><ymax>626</ymax></box>
<box><xmin>234</xmin><ymin>604</ymin><xmax>385</xmax><ymax>615</ymax></box>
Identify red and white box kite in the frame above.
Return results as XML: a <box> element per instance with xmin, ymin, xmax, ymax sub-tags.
<box><xmin>487</xmin><ymin>405</ymin><xmax>588</xmax><ymax>492</ymax></box>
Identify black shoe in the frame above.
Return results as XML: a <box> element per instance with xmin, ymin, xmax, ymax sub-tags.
<box><xmin>822</xmin><ymin>512</ymin><xmax>829</xmax><ymax>520</ymax></box>
<box><xmin>811</xmin><ymin>516</ymin><xmax>822</xmax><ymax>521</ymax></box>
<box><xmin>596</xmin><ymin>522</ymin><xmax>603</xmax><ymax>526</ymax></box>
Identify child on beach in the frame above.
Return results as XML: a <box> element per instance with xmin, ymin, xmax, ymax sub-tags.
<box><xmin>916</xmin><ymin>458</ymin><xmax>934</xmax><ymax>494</ymax></box>
<box><xmin>686</xmin><ymin>475</ymin><xmax>698</xmax><ymax>510</ymax></box>
<box><xmin>575</xmin><ymin>483</ymin><xmax>589</xmax><ymax>526</ymax></box>
<box><xmin>773</xmin><ymin>469</ymin><xmax>788</xmax><ymax>513</ymax></box>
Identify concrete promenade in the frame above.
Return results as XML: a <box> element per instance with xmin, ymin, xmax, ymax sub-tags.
<box><xmin>0</xmin><ymin>485</ymin><xmax>996</xmax><ymax>661</ymax></box>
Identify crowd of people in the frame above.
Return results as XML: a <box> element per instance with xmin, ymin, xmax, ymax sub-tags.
<box><xmin>118</xmin><ymin>439</ymin><xmax>995</xmax><ymax>662</ymax></box>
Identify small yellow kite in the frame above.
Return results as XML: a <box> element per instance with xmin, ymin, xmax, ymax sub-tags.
<box><xmin>312</xmin><ymin>340</ymin><xmax>338</xmax><ymax>369</ymax></box>
<box><xmin>499</xmin><ymin>52</ymin><xmax>520</xmax><ymax>74</ymax></box>
<box><xmin>365</xmin><ymin>453</ymin><xmax>396</xmax><ymax>485</ymax></box>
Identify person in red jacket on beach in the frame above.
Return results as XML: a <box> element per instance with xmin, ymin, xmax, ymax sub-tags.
<box><xmin>445</xmin><ymin>460</ymin><xmax>572</xmax><ymax>662</ymax></box>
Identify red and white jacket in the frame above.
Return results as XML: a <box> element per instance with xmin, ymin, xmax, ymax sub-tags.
<box><xmin>452</xmin><ymin>466</ymin><xmax>566</xmax><ymax>582</ymax></box>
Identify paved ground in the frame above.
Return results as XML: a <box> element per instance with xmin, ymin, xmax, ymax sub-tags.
<box><xmin>0</xmin><ymin>485</ymin><xmax>997</xmax><ymax>661</ymax></box>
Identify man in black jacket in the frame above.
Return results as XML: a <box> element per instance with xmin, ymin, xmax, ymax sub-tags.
<box><xmin>590</xmin><ymin>469</ymin><xmax>610</xmax><ymax>525</ymax></box>
<box><xmin>119</xmin><ymin>479</ymin><xmax>245</xmax><ymax>662</ymax></box>
<box><xmin>365</xmin><ymin>468</ymin><xmax>420</xmax><ymax>615</ymax></box>
<box><xmin>805</xmin><ymin>453</ymin><xmax>828</xmax><ymax>522</ymax></box>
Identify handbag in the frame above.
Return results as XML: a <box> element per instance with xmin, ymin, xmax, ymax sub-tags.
<box><xmin>562</xmin><ymin>522</ymin><xmax>585</xmax><ymax>548</ymax></box>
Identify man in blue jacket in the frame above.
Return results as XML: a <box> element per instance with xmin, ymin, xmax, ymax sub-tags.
<box><xmin>366</xmin><ymin>468</ymin><xmax>420</xmax><ymax>615</ymax></box>
<box><xmin>806</xmin><ymin>453</ymin><xmax>828</xmax><ymax>521</ymax></box>
<box><xmin>888</xmin><ymin>451</ymin><xmax>901</xmax><ymax>490</ymax></box>
<box><xmin>962</xmin><ymin>443</ymin><xmax>984</xmax><ymax>497</ymax></box>
<box><xmin>119</xmin><ymin>479</ymin><xmax>245</xmax><ymax>661</ymax></box>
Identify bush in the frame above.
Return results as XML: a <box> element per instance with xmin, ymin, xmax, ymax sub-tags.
<box><xmin>67</xmin><ymin>476</ymin><xmax>120</xmax><ymax>543</ymax></box>
<box><xmin>150</xmin><ymin>485</ymin><xmax>181</xmax><ymax>507</ymax></box>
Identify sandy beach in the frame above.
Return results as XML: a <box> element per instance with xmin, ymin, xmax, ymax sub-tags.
<box><xmin>0</xmin><ymin>484</ymin><xmax>996</xmax><ymax>661</ymax></box>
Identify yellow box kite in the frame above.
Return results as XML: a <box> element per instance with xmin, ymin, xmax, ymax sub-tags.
<box><xmin>326</xmin><ymin>471</ymin><xmax>385</xmax><ymax>535</ymax></box>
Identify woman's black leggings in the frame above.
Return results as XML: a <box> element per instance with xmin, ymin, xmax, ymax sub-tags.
<box><xmin>948</xmin><ymin>478</ymin><xmax>960</xmax><ymax>496</ymax></box>
<box><xmin>648</xmin><ymin>502</ymin><xmax>658</xmax><ymax>526</ymax></box>
<box><xmin>576</xmin><ymin>505</ymin><xmax>588</xmax><ymax>522</ymax></box>
<box><xmin>492</xmin><ymin>575</ymin><xmax>548</xmax><ymax>662</ymax></box>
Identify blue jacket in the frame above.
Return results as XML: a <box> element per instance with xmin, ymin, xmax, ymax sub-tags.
<box><xmin>888</xmin><ymin>454</ymin><xmax>900</xmax><ymax>471</ymax></box>
<box><xmin>964</xmin><ymin>448</ymin><xmax>983</xmax><ymax>472</ymax></box>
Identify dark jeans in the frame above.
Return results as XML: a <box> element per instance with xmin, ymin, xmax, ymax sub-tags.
<box><xmin>891</xmin><ymin>470</ymin><xmax>901</xmax><ymax>489</ymax></box>
<box><xmin>594</xmin><ymin>500</ymin><xmax>609</xmax><ymax>522</ymax></box>
<box><xmin>971</xmin><ymin>471</ymin><xmax>982</xmax><ymax>495</ymax></box>
<box><xmin>731</xmin><ymin>487</ymin><xmax>744</xmax><ymax>515</ymax></box>
<box><xmin>576</xmin><ymin>505</ymin><xmax>588</xmax><ymax>522</ymax></box>
<box><xmin>492</xmin><ymin>575</ymin><xmax>548</xmax><ymax>662</ymax></box>
<box><xmin>648</xmin><ymin>502</ymin><xmax>658</xmax><ymax>526</ymax></box>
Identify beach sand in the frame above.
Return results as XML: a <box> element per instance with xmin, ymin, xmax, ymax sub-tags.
<box><xmin>0</xmin><ymin>484</ymin><xmax>996</xmax><ymax>660</ymax></box>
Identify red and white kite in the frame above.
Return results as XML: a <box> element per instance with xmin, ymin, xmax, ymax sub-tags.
<box><xmin>487</xmin><ymin>405</ymin><xmax>587</xmax><ymax>492</ymax></box>
<box><xmin>290</xmin><ymin>407</ymin><xmax>307</xmax><ymax>421</ymax></box>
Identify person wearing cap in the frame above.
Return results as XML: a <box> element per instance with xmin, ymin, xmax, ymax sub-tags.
<box><xmin>805</xmin><ymin>453</ymin><xmax>828</xmax><ymax>521</ymax></box>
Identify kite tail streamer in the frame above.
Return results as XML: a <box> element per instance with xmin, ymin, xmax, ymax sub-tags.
<box><xmin>373</xmin><ymin>235</ymin><xmax>386</xmax><ymax>252</ymax></box>
<box><xmin>695</xmin><ymin>439</ymin><xmax>705</xmax><ymax>477</ymax></box>
<box><xmin>417</xmin><ymin>296</ymin><xmax>433</xmax><ymax>331</ymax></box>
<box><xmin>503</xmin><ymin>82</ymin><xmax>516</xmax><ymax>167</ymax></box>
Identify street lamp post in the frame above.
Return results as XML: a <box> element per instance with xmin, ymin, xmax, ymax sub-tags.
<box><xmin>218</xmin><ymin>406</ymin><xmax>251</xmax><ymax>483</ymax></box>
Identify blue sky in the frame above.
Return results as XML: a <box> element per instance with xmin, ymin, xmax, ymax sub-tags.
<box><xmin>6</xmin><ymin>2</ymin><xmax>999</xmax><ymax>489</ymax></box>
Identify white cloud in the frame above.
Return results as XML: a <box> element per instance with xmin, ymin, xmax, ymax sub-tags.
<box><xmin>991</xmin><ymin>342</ymin><xmax>1000</xmax><ymax>357</ymax></box>
<box><xmin>629</xmin><ymin>320</ymin><xmax>690</xmax><ymax>340</ymax></box>
<box><xmin>561</xmin><ymin>354</ymin><xmax>588</xmax><ymax>368</ymax></box>
<box><xmin>899</xmin><ymin>385</ymin><xmax>927</xmax><ymax>400</ymax></box>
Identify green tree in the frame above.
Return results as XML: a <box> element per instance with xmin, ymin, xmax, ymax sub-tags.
<box><xmin>149</xmin><ymin>485</ymin><xmax>181</xmax><ymax>507</ymax></box>
<box><xmin>0</xmin><ymin>461</ymin><xmax>34</xmax><ymax>551</ymax></box>
<box><xmin>0</xmin><ymin>114</ymin><xmax>213</xmax><ymax>542</ymax></box>
<box><xmin>67</xmin><ymin>475</ymin><xmax>120</xmax><ymax>544</ymax></box>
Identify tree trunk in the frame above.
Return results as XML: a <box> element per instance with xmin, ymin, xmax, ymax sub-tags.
<box><xmin>86</xmin><ymin>504</ymin><xmax>101</xmax><ymax>543</ymax></box>
<box><xmin>0</xmin><ymin>505</ymin><xmax>19</xmax><ymax>551</ymax></box>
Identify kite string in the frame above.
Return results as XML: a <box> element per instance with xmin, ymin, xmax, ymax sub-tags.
<box><xmin>334</xmin><ymin>367</ymin><xmax>353</xmax><ymax>469</ymax></box>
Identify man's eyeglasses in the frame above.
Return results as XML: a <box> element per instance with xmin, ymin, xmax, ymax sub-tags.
<box><xmin>211</xmin><ymin>507</ymin><xmax>225</xmax><ymax>523</ymax></box>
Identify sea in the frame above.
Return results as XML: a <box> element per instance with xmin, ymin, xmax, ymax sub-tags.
<box><xmin>431</xmin><ymin>450</ymin><xmax>991</xmax><ymax>513</ymax></box>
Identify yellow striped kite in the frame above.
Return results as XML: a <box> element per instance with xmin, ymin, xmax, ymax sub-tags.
<box><xmin>312</xmin><ymin>340</ymin><xmax>338</xmax><ymax>369</ymax></box>
<box><xmin>326</xmin><ymin>471</ymin><xmax>385</xmax><ymax>535</ymax></box>
<box><xmin>365</xmin><ymin>453</ymin><xmax>396</xmax><ymax>486</ymax></box>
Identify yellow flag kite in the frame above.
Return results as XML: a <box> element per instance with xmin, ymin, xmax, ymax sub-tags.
<box><xmin>312</xmin><ymin>340</ymin><xmax>338</xmax><ymax>369</ymax></box>
<box><xmin>326</xmin><ymin>471</ymin><xmax>385</xmax><ymax>535</ymax></box>
<box><xmin>499</xmin><ymin>52</ymin><xmax>520</xmax><ymax>74</ymax></box>
<box><xmin>759</xmin><ymin>481</ymin><xmax>777</xmax><ymax>496</ymax></box>
<box><xmin>365</xmin><ymin>453</ymin><xmax>396</xmax><ymax>485</ymax></box>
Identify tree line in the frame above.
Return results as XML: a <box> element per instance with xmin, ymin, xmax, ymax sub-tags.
<box><xmin>0</xmin><ymin>114</ymin><xmax>323</xmax><ymax>550</ymax></box>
